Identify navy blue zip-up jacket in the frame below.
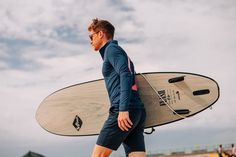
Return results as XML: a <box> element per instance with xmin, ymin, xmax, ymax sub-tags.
<box><xmin>99</xmin><ymin>40</ymin><xmax>144</xmax><ymax>111</ymax></box>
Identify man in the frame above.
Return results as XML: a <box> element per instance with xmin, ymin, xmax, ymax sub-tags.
<box><xmin>217</xmin><ymin>145</ymin><xmax>223</xmax><ymax>157</ymax></box>
<box><xmin>231</xmin><ymin>144</ymin><xmax>236</xmax><ymax>157</ymax></box>
<box><xmin>88</xmin><ymin>18</ymin><xmax>146</xmax><ymax>157</ymax></box>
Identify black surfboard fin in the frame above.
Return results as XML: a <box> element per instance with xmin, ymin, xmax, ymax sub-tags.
<box><xmin>173</xmin><ymin>109</ymin><xmax>190</xmax><ymax>115</ymax></box>
<box><xmin>193</xmin><ymin>89</ymin><xmax>210</xmax><ymax>96</ymax></box>
<box><xmin>168</xmin><ymin>76</ymin><xmax>185</xmax><ymax>83</ymax></box>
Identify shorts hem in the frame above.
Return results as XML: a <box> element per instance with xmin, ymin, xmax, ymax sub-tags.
<box><xmin>96</xmin><ymin>142</ymin><xmax>119</xmax><ymax>151</ymax></box>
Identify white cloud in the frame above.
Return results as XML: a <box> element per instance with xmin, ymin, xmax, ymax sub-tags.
<box><xmin>0</xmin><ymin>0</ymin><xmax>88</xmax><ymax>43</ymax></box>
<box><xmin>0</xmin><ymin>0</ymin><xmax>236</xmax><ymax>156</ymax></box>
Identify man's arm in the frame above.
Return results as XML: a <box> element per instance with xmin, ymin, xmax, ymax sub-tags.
<box><xmin>106</xmin><ymin>45</ymin><xmax>133</xmax><ymax>131</ymax></box>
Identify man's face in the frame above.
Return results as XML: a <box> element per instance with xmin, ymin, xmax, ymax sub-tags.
<box><xmin>89</xmin><ymin>30</ymin><xmax>102</xmax><ymax>51</ymax></box>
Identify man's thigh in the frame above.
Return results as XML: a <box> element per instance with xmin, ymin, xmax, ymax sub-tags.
<box><xmin>123</xmin><ymin>109</ymin><xmax>146</xmax><ymax>155</ymax></box>
<box><xmin>96</xmin><ymin>110</ymin><xmax>130</xmax><ymax>150</ymax></box>
<box><xmin>96</xmin><ymin>109</ymin><xmax>146</xmax><ymax>155</ymax></box>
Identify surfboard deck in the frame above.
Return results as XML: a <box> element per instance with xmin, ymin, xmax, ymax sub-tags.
<box><xmin>36</xmin><ymin>72</ymin><xmax>219</xmax><ymax>136</ymax></box>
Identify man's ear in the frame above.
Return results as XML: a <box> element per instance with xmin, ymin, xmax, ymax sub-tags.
<box><xmin>99</xmin><ymin>31</ymin><xmax>106</xmax><ymax>39</ymax></box>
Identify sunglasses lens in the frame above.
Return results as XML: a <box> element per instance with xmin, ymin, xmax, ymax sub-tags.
<box><xmin>89</xmin><ymin>31</ymin><xmax>99</xmax><ymax>41</ymax></box>
<box><xmin>89</xmin><ymin>35</ymin><xmax>92</xmax><ymax>40</ymax></box>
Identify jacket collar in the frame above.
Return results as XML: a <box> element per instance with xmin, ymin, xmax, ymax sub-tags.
<box><xmin>99</xmin><ymin>40</ymin><xmax>118</xmax><ymax>59</ymax></box>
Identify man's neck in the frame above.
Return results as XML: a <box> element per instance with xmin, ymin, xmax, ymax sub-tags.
<box><xmin>99</xmin><ymin>38</ymin><xmax>112</xmax><ymax>51</ymax></box>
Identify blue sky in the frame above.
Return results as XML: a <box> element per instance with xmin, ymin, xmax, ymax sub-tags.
<box><xmin>0</xmin><ymin>0</ymin><xmax>236</xmax><ymax>156</ymax></box>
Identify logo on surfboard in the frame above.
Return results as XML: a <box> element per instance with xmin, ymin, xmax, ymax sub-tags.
<box><xmin>73</xmin><ymin>115</ymin><xmax>83</xmax><ymax>131</ymax></box>
<box><xmin>158</xmin><ymin>89</ymin><xmax>181</xmax><ymax>106</ymax></box>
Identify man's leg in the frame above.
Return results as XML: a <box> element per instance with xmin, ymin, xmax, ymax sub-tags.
<box><xmin>129</xmin><ymin>152</ymin><xmax>146</xmax><ymax>157</ymax></box>
<box><xmin>123</xmin><ymin>110</ymin><xmax>146</xmax><ymax>157</ymax></box>
<box><xmin>91</xmin><ymin>144</ymin><xmax>113</xmax><ymax>157</ymax></box>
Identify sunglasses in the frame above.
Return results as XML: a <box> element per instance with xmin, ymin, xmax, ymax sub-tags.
<box><xmin>89</xmin><ymin>31</ymin><xmax>99</xmax><ymax>41</ymax></box>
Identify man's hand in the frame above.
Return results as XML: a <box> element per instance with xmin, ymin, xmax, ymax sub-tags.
<box><xmin>118</xmin><ymin>111</ymin><xmax>133</xmax><ymax>131</ymax></box>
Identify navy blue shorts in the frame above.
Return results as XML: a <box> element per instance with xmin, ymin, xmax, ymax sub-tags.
<box><xmin>96</xmin><ymin>108</ymin><xmax>146</xmax><ymax>155</ymax></box>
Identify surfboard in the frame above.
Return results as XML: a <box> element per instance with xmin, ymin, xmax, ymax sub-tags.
<box><xmin>36</xmin><ymin>72</ymin><xmax>220</xmax><ymax>136</ymax></box>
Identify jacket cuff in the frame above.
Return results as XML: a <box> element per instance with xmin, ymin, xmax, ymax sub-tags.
<box><xmin>119</xmin><ymin>105</ymin><xmax>129</xmax><ymax>111</ymax></box>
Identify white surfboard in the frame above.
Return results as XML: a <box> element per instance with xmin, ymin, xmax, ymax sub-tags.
<box><xmin>36</xmin><ymin>72</ymin><xmax>220</xmax><ymax>136</ymax></box>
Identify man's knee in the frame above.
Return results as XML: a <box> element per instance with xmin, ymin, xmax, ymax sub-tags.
<box><xmin>128</xmin><ymin>151</ymin><xmax>146</xmax><ymax>157</ymax></box>
<box><xmin>91</xmin><ymin>144</ymin><xmax>113</xmax><ymax>157</ymax></box>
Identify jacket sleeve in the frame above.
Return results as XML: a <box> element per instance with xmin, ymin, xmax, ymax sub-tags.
<box><xmin>106</xmin><ymin>45</ymin><xmax>132</xmax><ymax>111</ymax></box>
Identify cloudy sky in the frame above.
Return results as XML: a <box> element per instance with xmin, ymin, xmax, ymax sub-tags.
<box><xmin>0</xmin><ymin>0</ymin><xmax>236</xmax><ymax>156</ymax></box>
